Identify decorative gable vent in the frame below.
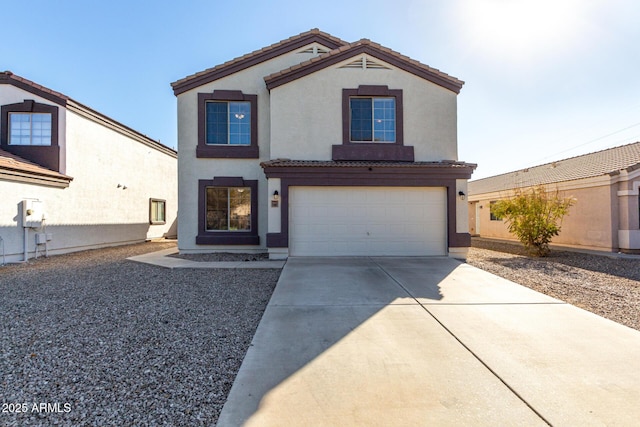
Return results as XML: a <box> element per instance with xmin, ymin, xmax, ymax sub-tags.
<box><xmin>340</xmin><ymin>56</ymin><xmax>391</xmax><ymax>70</ymax></box>
<box><xmin>298</xmin><ymin>45</ymin><xmax>331</xmax><ymax>54</ymax></box>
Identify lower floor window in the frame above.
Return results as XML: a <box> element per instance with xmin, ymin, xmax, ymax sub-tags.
<box><xmin>206</xmin><ymin>187</ymin><xmax>251</xmax><ymax>231</ymax></box>
<box><xmin>197</xmin><ymin>178</ymin><xmax>259</xmax><ymax>245</ymax></box>
<box><xmin>489</xmin><ymin>201</ymin><xmax>499</xmax><ymax>221</ymax></box>
<box><xmin>150</xmin><ymin>199</ymin><xmax>166</xmax><ymax>224</ymax></box>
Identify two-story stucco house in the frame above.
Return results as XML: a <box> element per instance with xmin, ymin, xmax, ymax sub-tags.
<box><xmin>171</xmin><ymin>29</ymin><xmax>475</xmax><ymax>259</ymax></box>
<box><xmin>1</xmin><ymin>71</ymin><xmax>177</xmax><ymax>263</ymax></box>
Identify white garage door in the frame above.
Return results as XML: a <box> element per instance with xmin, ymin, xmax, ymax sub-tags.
<box><xmin>289</xmin><ymin>187</ymin><xmax>447</xmax><ymax>256</ymax></box>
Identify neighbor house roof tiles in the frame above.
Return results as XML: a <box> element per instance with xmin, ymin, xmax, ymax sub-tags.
<box><xmin>1</xmin><ymin>71</ymin><xmax>176</xmax><ymax>157</ymax></box>
<box><xmin>0</xmin><ymin>148</ymin><xmax>73</xmax><ymax>185</ymax></box>
<box><xmin>469</xmin><ymin>142</ymin><xmax>640</xmax><ymax>195</ymax></box>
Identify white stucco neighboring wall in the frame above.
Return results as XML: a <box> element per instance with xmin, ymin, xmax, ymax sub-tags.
<box><xmin>0</xmin><ymin>85</ymin><xmax>68</xmax><ymax>172</ymax></box>
<box><xmin>1</xmin><ymin>87</ymin><xmax>177</xmax><ymax>263</ymax></box>
<box><xmin>269</xmin><ymin>54</ymin><xmax>459</xmax><ymax>162</ymax></box>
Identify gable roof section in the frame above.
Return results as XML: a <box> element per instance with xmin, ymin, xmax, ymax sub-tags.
<box><xmin>469</xmin><ymin>142</ymin><xmax>640</xmax><ymax>195</ymax></box>
<box><xmin>0</xmin><ymin>148</ymin><xmax>73</xmax><ymax>187</ymax></box>
<box><xmin>0</xmin><ymin>71</ymin><xmax>68</xmax><ymax>106</ymax></box>
<box><xmin>1</xmin><ymin>71</ymin><xmax>176</xmax><ymax>158</ymax></box>
<box><xmin>171</xmin><ymin>29</ymin><xmax>348</xmax><ymax>95</ymax></box>
<box><xmin>264</xmin><ymin>39</ymin><xmax>465</xmax><ymax>94</ymax></box>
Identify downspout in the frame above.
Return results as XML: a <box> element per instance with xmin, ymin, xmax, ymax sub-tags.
<box><xmin>0</xmin><ymin>236</ymin><xmax>5</xmax><ymax>266</ymax></box>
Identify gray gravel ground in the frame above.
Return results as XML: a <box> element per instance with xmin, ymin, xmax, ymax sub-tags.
<box><xmin>0</xmin><ymin>241</ymin><xmax>279</xmax><ymax>426</ymax></box>
<box><xmin>467</xmin><ymin>238</ymin><xmax>640</xmax><ymax>331</ymax></box>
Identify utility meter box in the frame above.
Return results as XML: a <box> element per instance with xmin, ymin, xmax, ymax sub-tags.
<box><xmin>22</xmin><ymin>199</ymin><xmax>45</xmax><ymax>228</ymax></box>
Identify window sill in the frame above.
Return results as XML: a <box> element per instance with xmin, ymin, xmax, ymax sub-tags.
<box><xmin>196</xmin><ymin>145</ymin><xmax>259</xmax><ymax>159</ymax></box>
<box><xmin>196</xmin><ymin>234</ymin><xmax>260</xmax><ymax>245</ymax></box>
<box><xmin>332</xmin><ymin>144</ymin><xmax>414</xmax><ymax>161</ymax></box>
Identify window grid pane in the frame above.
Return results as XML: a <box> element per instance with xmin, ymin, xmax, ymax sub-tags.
<box><xmin>206</xmin><ymin>187</ymin><xmax>229</xmax><ymax>230</ymax></box>
<box><xmin>373</xmin><ymin>98</ymin><xmax>395</xmax><ymax>142</ymax></box>
<box><xmin>229</xmin><ymin>188</ymin><xmax>251</xmax><ymax>230</ymax></box>
<box><xmin>206</xmin><ymin>101</ymin><xmax>251</xmax><ymax>145</ymax></box>
<box><xmin>206</xmin><ymin>102</ymin><xmax>228</xmax><ymax>145</ymax></box>
<box><xmin>9</xmin><ymin>113</ymin><xmax>52</xmax><ymax>145</ymax></box>
<box><xmin>151</xmin><ymin>200</ymin><xmax>166</xmax><ymax>223</ymax></box>
<box><xmin>350</xmin><ymin>97</ymin><xmax>395</xmax><ymax>143</ymax></box>
<box><xmin>228</xmin><ymin>102</ymin><xmax>251</xmax><ymax>146</ymax></box>
<box><xmin>350</xmin><ymin>98</ymin><xmax>372</xmax><ymax>141</ymax></box>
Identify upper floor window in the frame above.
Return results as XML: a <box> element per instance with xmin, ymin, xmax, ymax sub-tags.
<box><xmin>9</xmin><ymin>112</ymin><xmax>52</xmax><ymax>145</ymax></box>
<box><xmin>1</xmin><ymin>100</ymin><xmax>61</xmax><ymax>172</ymax></box>
<box><xmin>334</xmin><ymin>85</ymin><xmax>413</xmax><ymax>161</ymax></box>
<box><xmin>350</xmin><ymin>97</ymin><xmax>395</xmax><ymax>143</ymax></box>
<box><xmin>197</xmin><ymin>91</ymin><xmax>258</xmax><ymax>158</ymax></box>
<box><xmin>206</xmin><ymin>101</ymin><xmax>251</xmax><ymax>145</ymax></box>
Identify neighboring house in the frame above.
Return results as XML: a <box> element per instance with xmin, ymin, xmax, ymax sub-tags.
<box><xmin>468</xmin><ymin>142</ymin><xmax>640</xmax><ymax>253</ymax></box>
<box><xmin>0</xmin><ymin>71</ymin><xmax>177</xmax><ymax>263</ymax></box>
<box><xmin>171</xmin><ymin>29</ymin><xmax>475</xmax><ymax>259</ymax></box>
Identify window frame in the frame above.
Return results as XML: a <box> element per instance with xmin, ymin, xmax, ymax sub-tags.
<box><xmin>197</xmin><ymin>90</ymin><xmax>258</xmax><ymax>158</ymax></box>
<box><xmin>149</xmin><ymin>198</ymin><xmax>166</xmax><ymax>225</ymax></box>
<box><xmin>1</xmin><ymin>100</ymin><xmax>61</xmax><ymax>171</ymax></box>
<box><xmin>197</xmin><ymin>177</ymin><xmax>259</xmax><ymax>245</ymax></box>
<box><xmin>204</xmin><ymin>187</ymin><xmax>252</xmax><ymax>232</ymax></box>
<box><xmin>9</xmin><ymin>112</ymin><xmax>53</xmax><ymax>146</ymax></box>
<box><xmin>349</xmin><ymin>96</ymin><xmax>396</xmax><ymax>143</ymax></box>
<box><xmin>333</xmin><ymin>85</ymin><xmax>413</xmax><ymax>161</ymax></box>
<box><xmin>489</xmin><ymin>201</ymin><xmax>500</xmax><ymax>221</ymax></box>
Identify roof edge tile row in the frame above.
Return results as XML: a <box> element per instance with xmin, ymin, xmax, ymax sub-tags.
<box><xmin>170</xmin><ymin>29</ymin><xmax>347</xmax><ymax>95</ymax></box>
<box><xmin>1</xmin><ymin>71</ymin><xmax>176</xmax><ymax>158</ymax></box>
<box><xmin>469</xmin><ymin>141</ymin><xmax>640</xmax><ymax>194</ymax></box>
<box><xmin>171</xmin><ymin>29</ymin><xmax>464</xmax><ymax>95</ymax></box>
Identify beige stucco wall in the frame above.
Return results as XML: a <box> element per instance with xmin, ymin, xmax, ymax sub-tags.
<box><xmin>467</xmin><ymin>178</ymin><xmax>640</xmax><ymax>252</ymax></box>
<box><xmin>1</xmin><ymin>88</ymin><xmax>177</xmax><ymax>262</ymax></box>
<box><xmin>176</xmin><ymin>44</ymin><xmax>323</xmax><ymax>252</ymax></box>
<box><xmin>176</xmin><ymin>46</ymin><xmax>466</xmax><ymax>254</ymax></box>
<box><xmin>269</xmin><ymin>54</ymin><xmax>459</xmax><ymax>162</ymax></box>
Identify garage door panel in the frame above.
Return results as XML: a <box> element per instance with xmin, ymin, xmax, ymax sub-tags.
<box><xmin>290</xmin><ymin>187</ymin><xmax>447</xmax><ymax>256</ymax></box>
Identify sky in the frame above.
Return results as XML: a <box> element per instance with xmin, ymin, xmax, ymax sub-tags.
<box><xmin>2</xmin><ymin>0</ymin><xmax>640</xmax><ymax>180</ymax></box>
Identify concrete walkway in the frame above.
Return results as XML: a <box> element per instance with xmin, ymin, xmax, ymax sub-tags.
<box><xmin>127</xmin><ymin>248</ymin><xmax>285</xmax><ymax>269</ymax></box>
<box><xmin>217</xmin><ymin>257</ymin><xmax>640</xmax><ymax>426</ymax></box>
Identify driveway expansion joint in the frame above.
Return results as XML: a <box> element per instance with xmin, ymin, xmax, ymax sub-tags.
<box><xmin>369</xmin><ymin>256</ymin><xmax>553</xmax><ymax>426</ymax></box>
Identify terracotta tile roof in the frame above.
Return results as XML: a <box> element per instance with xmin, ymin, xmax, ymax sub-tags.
<box><xmin>0</xmin><ymin>148</ymin><xmax>73</xmax><ymax>181</ymax></box>
<box><xmin>264</xmin><ymin>38</ymin><xmax>464</xmax><ymax>93</ymax></box>
<box><xmin>171</xmin><ymin>29</ymin><xmax>348</xmax><ymax>95</ymax></box>
<box><xmin>469</xmin><ymin>142</ymin><xmax>640</xmax><ymax>195</ymax></box>
<box><xmin>261</xmin><ymin>159</ymin><xmax>476</xmax><ymax>169</ymax></box>
<box><xmin>1</xmin><ymin>71</ymin><xmax>69</xmax><ymax>105</ymax></box>
<box><xmin>1</xmin><ymin>71</ymin><xmax>176</xmax><ymax>157</ymax></box>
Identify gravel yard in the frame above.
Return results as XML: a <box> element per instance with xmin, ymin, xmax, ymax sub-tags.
<box><xmin>2</xmin><ymin>239</ymin><xmax>638</xmax><ymax>425</ymax></box>
<box><xmin>0</xmin><ymin>241</ymin><xmax>279</xmax><ymax>427</ymax></box>
<box><xmin>467</xmin><ymin>238</ymin><xmax>640</xmax><ymax>331</ymax></box>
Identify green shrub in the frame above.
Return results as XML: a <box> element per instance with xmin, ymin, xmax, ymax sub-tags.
<box><xmin>492</xmin><ymin>186</ymin><xmax>575</xmax><ymax>257</ymax></box>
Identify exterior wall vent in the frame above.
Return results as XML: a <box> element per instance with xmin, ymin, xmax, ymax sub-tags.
<box><xmin>298</xmin><ymin>45</ymin><xmax>331</xmax><ymax>55</ymax></box>
<box><xmin>340</xmin><ymin>56</ymin><xmax>391</xmax><ymax>70</ymax></box>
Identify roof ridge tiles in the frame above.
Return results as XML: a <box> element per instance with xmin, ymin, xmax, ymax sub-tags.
<box><xmin>263</xmin><ymin>36</ymin><xmax>464</xmax><ymax>93</ymax></box>
<box><xmin>170</xmin><ymin>29</ymin><xmax>349</xmax><ymax>94</ymax></box>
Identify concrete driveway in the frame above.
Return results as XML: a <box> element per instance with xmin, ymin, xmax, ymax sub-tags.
<box><xmin>217</xmin><ymin>257</ymin><xmax>640</xmax><ymax>426</ymax></box>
